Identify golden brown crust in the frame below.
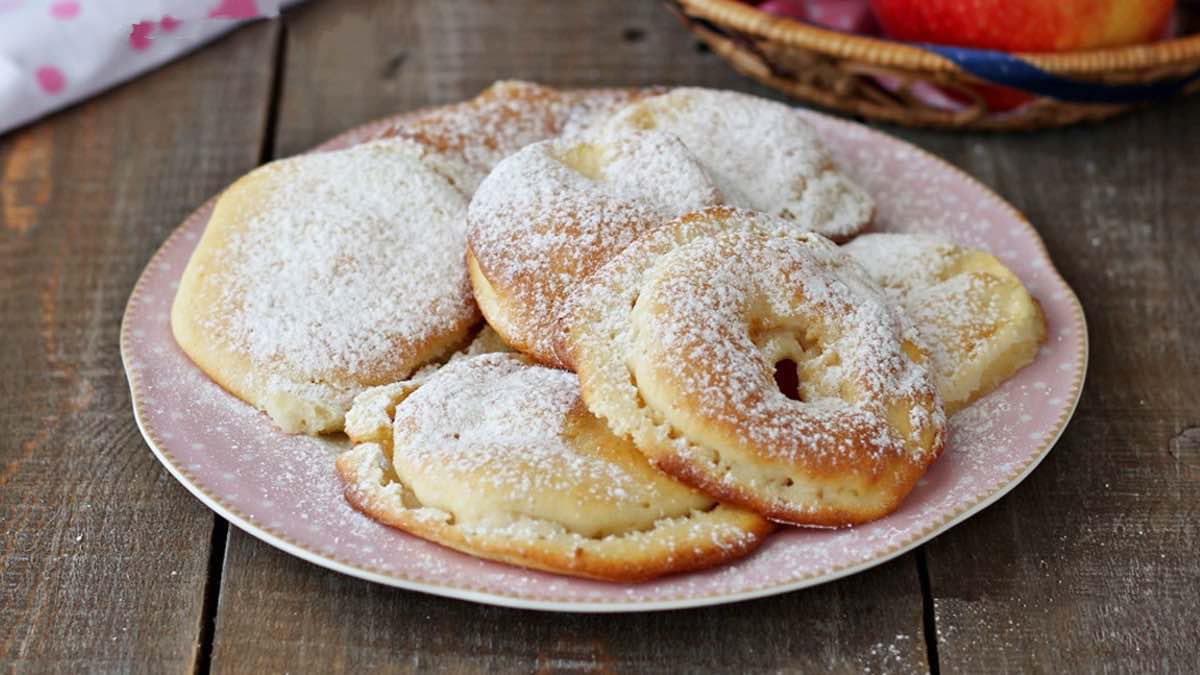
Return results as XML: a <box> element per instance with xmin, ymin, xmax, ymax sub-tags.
<box><xmin>465</xmin><ymin>127</ymin><xmax>723</xmax><ymax>367</ymax></box>
<box><xmin>564</xmin><ymin>209</ymin><xmax>945</xmax><ymax>527</ymax></box>
<box><xmin>170</xmin><ymin>141</ymin><xmax>478</xmax><ymax>434</ymax></box>
<box><xmin>465</xmin><ymin>248</ymin><xmax>558</xmax><ymax>366</ymax></box>
<box><xmin>587</xmin><ymin>87</ymin><xmax>874</xmax><ymax>242</ymax></box>
<box><xmin>843</xmin><ymin>233</ymin><xmax>1048</xmax><ymax>415</ymax></box>
<box><xmin>548</xmin><ymin>205</ymin><xmax>750</xmax><ymax>372</ymax></box>
<box><xmin>465</xmin><ymin>87</ymin><xmax>877</xmax><ymax>368</ymax></box>
<box><xmin>334</xmin><ymin>354</ymin><xmax>774</xmax><ymax>582</ymax></box>
<box><xmin>379</xmin><ymin>81</ymin><xmax>659</xmax><ymax>191</ymax></box>
<box><xmin>337</xmin><ymin>446</ymin><xmax>774</xmax><ymax>583</ymax></box>
<box><xmin>651</xmin><ymin>441</ymin><xmax>926</xmax><ymax>528</ymax></box>
<box><xmin>173</xmin><ymin>83</ymin><xmax>650</xmax><ymax>433</ymax></box>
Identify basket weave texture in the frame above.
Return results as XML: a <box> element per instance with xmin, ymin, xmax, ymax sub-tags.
<box><xmin>671</xmin><ymin>0</ymin><xmax>1200</xmax><ymax>130</ymax></box>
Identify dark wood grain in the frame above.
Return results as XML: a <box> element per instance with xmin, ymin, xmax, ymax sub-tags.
<box><xmin>208</xmin><ymin>1</ymin><xmax>930</xmax><ymax>672</ymax></box>
<box><xmin>6</xmin><ymin>0</ymin><xmax>1199</xmax><ymax>671</ymax></box>
<box><xmin>211</xmin><ymin>532</ymin><xmax>927</xmax><ymax>674</ymax></box>
<box><xmin>0</xmin><ymin>22</ymin><xmax>279</xmax><ymax>672</ymax></box>
<box><xmin>269</xmin><ymin>0</ymin><xmax>792</xmax><ymax>159</ymax></box>
<box><xmin>885</xmin><ymin>99</ymin><xmax>1200</xmax><ymax>671</ymax></box>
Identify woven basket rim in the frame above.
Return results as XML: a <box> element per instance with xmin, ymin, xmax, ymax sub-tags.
<box><xmin>680</xmin><ymin>0</ymin><xmax>1200</xmax><ymax>74</ymax></box>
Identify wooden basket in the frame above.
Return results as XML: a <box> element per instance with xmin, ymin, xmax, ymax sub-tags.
<box><xmin>670</xmin><ymin>0</ymin><xmax>1200</xmax><ymax>130</ymax></box>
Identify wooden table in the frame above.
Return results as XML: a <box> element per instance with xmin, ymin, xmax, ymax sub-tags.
<box><xmin>2</xmin><ymin>2</ymin><xmax>1197</xmax><ymax>672</ymax></box>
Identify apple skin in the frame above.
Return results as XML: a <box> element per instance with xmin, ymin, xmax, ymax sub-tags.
<box><xmin>869</xmin><ymin>0</ymin><xmax>1175</xmax><ymax>52</ymax></box>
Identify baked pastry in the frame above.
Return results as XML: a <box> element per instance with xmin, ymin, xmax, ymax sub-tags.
<box><xmin>173</xmin><ymin>83</ymin><xmax>650</xmax><ymax>433</ymax></box>
<box><xmin>336</xmin><ymin>353</ymin><xmax>773</xmax><ymax>581</ymax></box>
<box><xmin>344</xmin><ymin>325</ymin><xmax>512</xmax><ymax>448</ymax></box>
<box><xmin>543</xmin><ymin>206</ymin><xmax>771</xmax><ymax>369</ymax></box>
<box><xmin>378</xmin><ymin>80</ymin><xmax>655</xmax><ymax>193</ymax></box>
<box><xmin>466</xmin><ymin>87</ymin><xmax>876</xmax><ymax>366</ymax></box>
<box><xmin>171</xmin><ymin>139</ymin><xmax>476</xmax><ymax>434</ymax></box>
<box><xmin>466</xmin><ymin>130</ymin><xmax>723</xmax><ymax>366</ymax></box>
<box><xmin>843</xmin><ymin>233</ymin><xmax>1047</xmax><ymax>415</ymax></box>
<box><xmin>587</xmin><ymin>87</ymin><xmax>874</xmax><ymax>242</ymax></box>
<box><xmin>562</xmin><ymin>209</ymin><xmax>945</xmax><ymax>527</ymax></box>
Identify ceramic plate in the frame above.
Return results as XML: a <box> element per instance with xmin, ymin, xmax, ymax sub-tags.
<box><xmin>121</xmin><ymin>107</ymin><xmax>1087</xmax><ymax>612</ymax></box>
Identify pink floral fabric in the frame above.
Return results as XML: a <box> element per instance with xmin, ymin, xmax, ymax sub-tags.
<box><xmin>0</xmin><ymin>0</ymin><xmax>300</xmax><ymax>135</ymax></box>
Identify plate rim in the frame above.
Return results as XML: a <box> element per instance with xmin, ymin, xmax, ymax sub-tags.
<box><xmin>120</xmin><ymin>104</ymin><xmax>1089</xmax><ymax>613</ymax></box>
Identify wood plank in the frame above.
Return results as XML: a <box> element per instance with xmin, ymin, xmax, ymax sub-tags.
<box><xmin>214</xmin><ymin>534</ymin><xmax>928</xmax><ymax>674</ymax></box>
<box><xmin>210</xmin><ymin>1</ymin><xmax>930</xmax><ymax>672</ymax></box>
<box><xmin>270</xmin><ymin>0</ymin><xmax>790</xmax><ymax>158</ymax></box>
<box><xmin>886</xmin><ymin>98</ymin><xmax>1200</xmax><ymax>671</ymax></box>
<box><xmin>0</xmin><ymin>22</ymin><xmax>279</xmax><ymax>672</ymax></box>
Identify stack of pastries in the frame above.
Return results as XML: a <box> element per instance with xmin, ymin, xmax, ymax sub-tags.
<box><xmin>172</xmin><ymin>82</ymin><xmax>1046</xmax><ymax>581</ymax></box>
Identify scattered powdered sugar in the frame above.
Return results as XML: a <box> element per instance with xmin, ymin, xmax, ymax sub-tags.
<box><xmin>205</xmin><ymin>139</ymin><xmax>475</xmax><ymax>391</ymax></box>
<box><xmin>377</xmin><ymin>81</ymin><xmax>652</xmax><ymax>193</ymax></box>
<box><xmin>377</xmin><ymin>353</ymin><xmax>741</xmax><ymax>544</ymax></box>
<box><xmin>393</xmin><ymin>354</ymin><xmax>670</xmax><ymax>511</ymax></box>
<box><xmin>466</xmin><ymin>129</ymin><xmax>722</xmax><ymax>361</ymax></box>
<box><xmin>590</xmin><ymin>87</ymin><xmax>874</xmax><ymax>240</ymax></box>
<box><xmin>578</xmin><ymin>130</ymin><xmax>722</xmax><ymax>211</ymax></box>
<box><xmin>909</xmin><ymin>274</ymin><xmax>1004</xmax><ymax>373</ymax></box>
<box><xmin>122</xmin><ymin>88</ymin><xmax>1081</xmax><ymax>602</ymax></box>
<box><xmin>628</xmin><ymin>231</ymin><xmax>941</xmax><ymax>463</ymax></box>
<box><xmin>842</xmin><ymin>233</ymin><xmax>960</xmax><ymax>293</ymax></box>
<box><xmin>844</xmin><ymin>233</ymin><xmax>1043</xmax><ymax>413</ymax></box>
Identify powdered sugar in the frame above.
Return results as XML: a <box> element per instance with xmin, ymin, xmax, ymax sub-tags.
<box><xmin>392</xmin><ymin>354</ymin><xmax>672</xmax><ymax>513</ymax></box>
<box><xmin>196</xmin><ymin>138</ymin><xmax>476</xmax><ymax>411</ymax></box>
<box><xmin>628</xmin><ymin>230</ymin><xmax>941</xmax><ymax>462</ymax></box>
<box><xmin>590</xmin><ymin>88</ymin><xmax>874</xmax><ymax>240</ymax></box>
<box><xmin>378</xmin><ymin>81</ymin><xmax>653</xmax><ymax>193</ymax></box>
<box><xmin>466</xmin><ymin>129</ymin><xmax>722</xmax><ymax>363</ymax></box>
<box><xmin>124</xmin><ymin>99</ymin><xmax>1085</xmax><ymax>605</ymax></box>
<box><xmin>908</xmin><ymin>273</ymin><xmax>1005</xmax><ymax>374</ymax></box>
<box><xmin>844</xmin><ymin>233</ymin><xmax>1046</xmax><ymax>414</ymax></box>
<box><xmin>841</xmin><ymin>233</ymin><xmax>959</xmax><ymax>292</ymax></box>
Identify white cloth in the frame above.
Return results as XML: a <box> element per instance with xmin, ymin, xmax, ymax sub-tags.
<box><xmin>0</xmin><ymin>0</ymin><xmax>298</xmax><ymax>135</ymax></box>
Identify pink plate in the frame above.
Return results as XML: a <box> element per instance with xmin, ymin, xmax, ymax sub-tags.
<box><xmin>120</xmin><ymin>107</ymin><xmax>1087</xmax><ymax>612</ymax></box>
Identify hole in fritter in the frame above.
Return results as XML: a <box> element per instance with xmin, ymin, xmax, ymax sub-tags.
<box><xmin>773</xmin><ymin>359</ymin><xmax>803</xmax><ymax>402</ymax></box>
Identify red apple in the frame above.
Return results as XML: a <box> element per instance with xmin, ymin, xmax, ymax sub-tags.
<box><xmin>869</xmin><ymin>0</ymin><xmax>1175</xmax><ymax>53</ymax></box>
<box><xmin>946</xmin><ymin>82</ymin><xmax>1037</xmax><ymax>112</ymax></box>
